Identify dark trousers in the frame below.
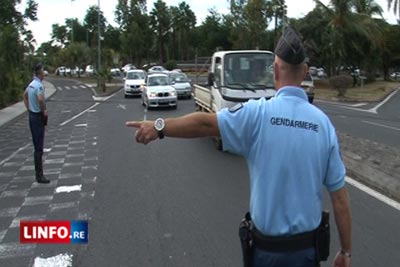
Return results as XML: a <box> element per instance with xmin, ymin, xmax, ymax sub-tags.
<box><xmin>29</xmin><ymin>111</ymin><xmax>45</xmax><ymax>155</ymax></box>
<box><xmin>252</xmin><ymin>247</ymin><xmax>318</xmax><ymax>267</ymax></box>
<box><xmin>29</xmin><ymin>111</ymin><xmax>45</xmax><ymax>178</ymax></box>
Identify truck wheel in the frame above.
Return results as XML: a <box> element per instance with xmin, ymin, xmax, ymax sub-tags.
<box><xmin>214</xmin><ymin>138</ymin><xmax>223</xmax><ymax>151</ymax></box>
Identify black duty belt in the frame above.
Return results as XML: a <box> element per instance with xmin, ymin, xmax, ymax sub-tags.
<box><xmin>29</xmin><ymin>111</ymin><xmax>42</xmax><ymax>115</ymax></box>
<box><xmin>252</xmin><ymin>227</ymin><xmax>316</xmax><ymax>252</ymax></box>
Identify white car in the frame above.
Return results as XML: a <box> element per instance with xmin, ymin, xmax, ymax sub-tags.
<box><xmin>169</xmin><ymin>71</ymin><xmax>192</xmax><ymax>99</ymax></box>
<box><xmin>122</xmin><ymin>64</ymin><xmax>136</xmax><ymax>73</ymax></box>
<box><xmin>148</xmin><ymin>65</ymin><xmax>169</xmax><ymax>74</ymax></box>
<box><xmin>85</xmin><ymin>65</ymin><xmax>95</xmax><ymax>76</ymax></box>
<box><xmin>301</xmin><ymin>72</ymin><xmax>315</xmax><ymax>103</ymax></box>
<box><xmin>142</xmin><ymin>74</ymin><xmax>177</xmax><ymax>109</ymax></box>
<box><xmin>124</xmin><ymin>70</ymin><xmax>146</xmax><ymax>97</ymax></box>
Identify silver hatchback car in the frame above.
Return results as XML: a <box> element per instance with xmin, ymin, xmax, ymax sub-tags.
<box><xmin>169</xmin><ymin>71</ymin><xmax>192</xmax><ymax>99</ymax></box>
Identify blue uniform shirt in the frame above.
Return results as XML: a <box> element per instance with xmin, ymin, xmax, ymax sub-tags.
<box><xmin>25</xmin><ymin>76</ymin><xmax>45</xmax><ymax>113</ymax></box>
<box><xmin>217</xmin><ymin>86</ymin><xmax>346</xmax><ymax>236</ymax></box>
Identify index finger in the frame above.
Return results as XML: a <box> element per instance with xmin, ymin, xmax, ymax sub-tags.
<box><xmin>126</xmin><ymin>121</ymin><xmax>142</xmax><ymax>128</ymax></box>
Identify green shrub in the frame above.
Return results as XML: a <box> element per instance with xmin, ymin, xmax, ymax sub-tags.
<box><xmin>164</xmin><ymin>60</ymin><xmax>177</xmax><ymax>71</ymax></box>
<box><xmin>329</xmin><ymin>75</ymin><xmax>353</xmax><ymax>97</ymax></box>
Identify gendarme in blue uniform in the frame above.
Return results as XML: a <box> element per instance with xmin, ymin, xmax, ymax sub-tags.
<box><xmin>25</xmin><ymin>76</ymin><xmax>45</xmax><ymax>113</ymax></box>
<box><xmin>217</xmin><ymin>86</ymin><xmax>346</xmax><ymax>236</ymax></box>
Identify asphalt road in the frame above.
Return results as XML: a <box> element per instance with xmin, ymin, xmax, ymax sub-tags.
<box><xmin>314</xmin><ymin>96</ymin><xmax>400</xmax><ymax>149</ymax></box>
<box><xmin>0</xmin><ymin>78</ymin><xmax>399</xmax><ymax>266</ymax></box>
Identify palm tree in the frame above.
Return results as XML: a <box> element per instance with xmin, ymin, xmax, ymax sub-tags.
<box><xmin>150</xmin><ymin>0</ymin><xmax>170</xmax><ymax>63</ymax></box>
<box><xmin>354</xmin><ymin>0</ymin><xmax>383</xmax><ymax>16</ymax></box>
<box><xmin>388</xmin><ymin>0</ymin><xmax>400</xmax><ymax>15</ymax></box>
<box><xmin>313</xmin><ymin>0</ymin><xmax>382</xmax><ymax>74</ymax></box>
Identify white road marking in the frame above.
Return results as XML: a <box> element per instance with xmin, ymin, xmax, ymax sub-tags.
<box><xmin>55</xmin><ymin>185</ymin><xmax>82</xmax><ymax>193</ymax></box>
<box><xmin>362</xmin><ymin>120</ymin><xmax>400</xmax><ymax>131</ymax></box>
<box><xmin>72</xmin><ymin>86</ymin><xmax>78</xmax><ymax>89</ymax></box>
<box><xmin>80</xmin><ymin>85</ymin><xmax>86</xmax><ymax>89</ymax></box>
<box><xmin>74</xmin><ymin>123</ymin><xmax>88</xmax><ymax>127</ymax></box>
<box><xmin>368</xmin><ymin>89</ymin><xmax>399</xmax><ymax>113</ymax></box>
<box><xmin>33</xmin><ymin>253</ymin><xmax>73</xmax><ymax>267</ymax></box>
<box><xmin>0</xmin><ymin>143</ymin><xmax>30</xmax><ymax>167</ymax></box>
<box><xmin>346</xmin><ymin>176</ymin><xmax>400</xmax><ymax>211</ymax></box>
<box><xmin>318</xmin><ymin>89</ymin><xmax>399</xmax><ymax>114</ymax></box>
<box><xmin>144</xmin><ymin>107</ymin><xmax>147</xmax><ymax>121</ymax></box>
<box><xmin>92</xmin><ymin>89</ymin><xmax>121</xmax><ymax>102</ymax></box>
<box><xmin>65</xmin><ymin>86</ymin><xmax>71</xmax><ymax>90</ymax></box>
<box><xmin>350</xmin><ymin>103</ymin><xmax>367</xmax><ymax>107</ymax></box>
<box><xmin>57</xmin><ymin>86</ymin><xmax>63</xmax><ymax>91</ymax></box>
<box><xmin>59</xmin><ymin>103</ymin><xmax>100</xmax><ymax>126</ymax></box>
<box><xmin>118</xmin><ymin>104</ymin><xmax>126</xmax><ymax>110</ymax></box>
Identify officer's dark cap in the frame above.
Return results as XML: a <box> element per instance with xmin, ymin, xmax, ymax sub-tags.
<box><xmin>34</xmin><ymin>63</ymin><xmax>43</xmax><ymax>73</ymax></box>
<box><xmin>274</xmin><ymin>26</ymin><xmax>305</xmax><ymax>65</ymax></box>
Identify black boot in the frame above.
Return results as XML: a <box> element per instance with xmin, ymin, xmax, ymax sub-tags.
<box><xmin>34</xmin><ymin>152</ymin><xmax>50</xmax><ymax>184</ymax></box>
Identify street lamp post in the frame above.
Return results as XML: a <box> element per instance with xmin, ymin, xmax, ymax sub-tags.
<box><xmin>97</xmin><ymin>0</ymin><xmax>101</xmax><ymax>72</ymax></box>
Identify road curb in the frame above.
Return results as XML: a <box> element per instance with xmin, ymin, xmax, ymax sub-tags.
<box><xmin>343</xmin><ymin>151</ymin><xmax>400</xmax><ymax>202</ymax></box>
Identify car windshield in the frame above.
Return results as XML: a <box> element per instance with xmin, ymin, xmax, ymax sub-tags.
<box><xmin>148</xmin><ymin>76</ymin><xmax>169</xmax><ymax>86</ymax></box>
<box><xmin>223</xmin><ymin>53</ymin><xmax>275</xmax><ymax>89</ymax></box>
<box><xmin>170</xmin><ymin>73</ymin><xmax>189</xmax><ymax>83</ymax></box>
<box><xmin>127</xmin><ymin>72</ymin><xmax>145</xmax><ymax>80</ymax></box>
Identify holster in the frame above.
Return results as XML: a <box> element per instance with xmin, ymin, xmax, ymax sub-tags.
<box><xmin>315</xmin><ymin>210</ymin><xmax>330</xmax><ymax>262</ymax></box>
<box><xmin>43</xmin><ymin>114</ymin><xmax>48</xmax><ymax>126</ymax></box>
<box><xmin>238</xmin><ymin>212</ymin><xmax>253</xmax><ymax>267</ymax></box>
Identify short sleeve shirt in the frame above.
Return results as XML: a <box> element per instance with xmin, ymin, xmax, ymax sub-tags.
<box><xmin>25</xmin><ymin>77</ymin><xmax>45</xmax><ymax>113</ymax></box>
<box><xmin>217</xmin><ymin>86</ymin><xmax>346</xmax><ymax>235</ymax></box>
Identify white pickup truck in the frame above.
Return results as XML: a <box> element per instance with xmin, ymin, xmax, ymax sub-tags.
<box><xmin>193</xmin><ymin>50</ymin><xmax>276</xmax><ymax>149</ymax></box>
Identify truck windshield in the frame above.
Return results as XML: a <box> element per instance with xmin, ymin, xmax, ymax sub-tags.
<box><xmin>223</xmin><ymin>53</ymin><xmax>274</xmax><ymax>90</ymax></box>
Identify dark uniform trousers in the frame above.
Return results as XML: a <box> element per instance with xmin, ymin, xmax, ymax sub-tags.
<box><xmin>253</xmin><ymin>246</ymin><xmax>317</xmax><ymax>267</ymax></box>
<box><xmin>29</xmin><ymin>111</ymin><xmax>45</xmax><ymax>177</ymax></box>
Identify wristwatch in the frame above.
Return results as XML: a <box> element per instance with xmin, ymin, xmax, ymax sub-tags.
<box><xmin>154</xmin><ymin>118</ymin><xmax>165</xmax><ymax>139</ymax></box>
<box><xmin>340</xmin><ymin>249</ymin><xmax>352</xmax><ymax>258</ymax></box>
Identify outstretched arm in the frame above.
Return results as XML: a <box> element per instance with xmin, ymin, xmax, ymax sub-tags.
<box><xmin>330</xmin><ymin>186</ymin><xmax>352</xmax><ymax>267</ymax></box>
<box><xmin>126</xmin><ymin>112</ymin><xmax>220</xmax><ymax>144</ymax></box>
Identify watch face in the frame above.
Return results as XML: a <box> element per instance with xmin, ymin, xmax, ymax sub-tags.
<box><xmin>155</xmin><ymin>118</ymin><xmax>165</xmax><ymax>131</ymax></box>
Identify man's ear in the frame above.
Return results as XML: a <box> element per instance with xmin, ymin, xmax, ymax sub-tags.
<box><xmin>274</xmin><ymin>61</ymin><xmax>279</xmax><ymax>82</ymax></box>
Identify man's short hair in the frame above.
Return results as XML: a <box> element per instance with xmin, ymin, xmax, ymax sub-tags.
<box><xmin>34</xmin><ymin>63</ymin><xmax>43</xmax><ymax>76</ymax></box>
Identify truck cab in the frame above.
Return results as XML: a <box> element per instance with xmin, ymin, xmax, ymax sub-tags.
<box><xmin>208</xmin><ymin>50</ymin><xmax>276</xmax><ymax>112</ymax></box>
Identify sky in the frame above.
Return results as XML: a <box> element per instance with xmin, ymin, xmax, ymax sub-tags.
<box><xmin>18</xmin><ymin>0</ymin><xmax>399</xmax><ymax>47</ymax></box>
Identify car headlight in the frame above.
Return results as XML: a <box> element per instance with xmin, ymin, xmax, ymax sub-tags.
<box><xmin>149</xmin><ymin>92</ymin><xmax>157</xmax><ymax>97</ymax></box>
<box><xmin>186</xmin><ymin>87</ymin><xmax>192</xmax><ymax>90</ymax></box>
<box><xmin>170</xmin><ymin>91</ymin><xmax>176</xmax><ymax>96</ymax></box>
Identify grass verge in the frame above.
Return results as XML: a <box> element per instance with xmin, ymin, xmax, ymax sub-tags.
<box><xmin>315</xmin><ymin>79</ymin><xmax>399</xmax><ymax>102</ymax></box>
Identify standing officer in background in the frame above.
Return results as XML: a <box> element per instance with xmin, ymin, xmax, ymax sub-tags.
<box><xmin>126</xmin><ymin>26</ymin><xmax>351</xmax><ymax>267</ymax></box>
<box><xmin>23</xmin><ymin>63</ymin><xmax>50</xmax><ymax>184</ymax></box>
